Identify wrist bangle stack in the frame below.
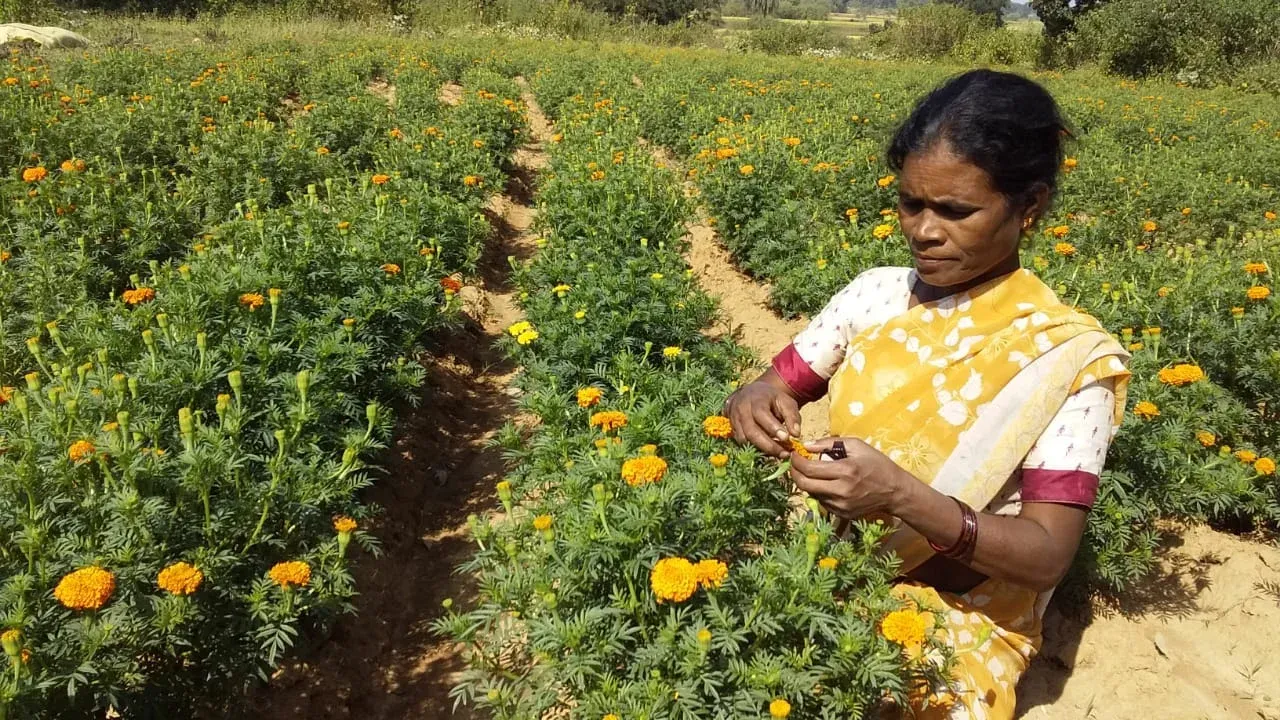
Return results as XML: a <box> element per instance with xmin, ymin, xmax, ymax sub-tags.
<box><xmin>928</xmin><ymin>496</ymin><xmax>979</xmax><ymax>563</ymax></box>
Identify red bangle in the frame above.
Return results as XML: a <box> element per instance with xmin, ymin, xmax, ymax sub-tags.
<box><xmin>928</xmin><ymin>497</ymin><xmax>978</xmax><ymax>562</ymax></box>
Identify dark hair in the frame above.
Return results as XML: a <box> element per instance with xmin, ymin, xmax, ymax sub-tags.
<box><xmin>887</xmin><ymin>70</ymin><xmax>1070</xmax><ymax>204</ymax></box>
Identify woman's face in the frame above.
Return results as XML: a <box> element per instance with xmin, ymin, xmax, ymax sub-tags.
<box><xmin>897</xmin><ymin>141</ymin><xmax>1040</xmax><ymax>290</ymax></box>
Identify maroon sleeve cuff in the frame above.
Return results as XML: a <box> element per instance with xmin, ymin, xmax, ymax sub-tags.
<box><xmin>1021</xmin><ymin>469</ymin><xmax>1099</xmax><ymax>509</ymax></box>
<box><xmin>771</xmin><ymin>344</ymin><xmax>829</xmax><ymax>404</ymax></box>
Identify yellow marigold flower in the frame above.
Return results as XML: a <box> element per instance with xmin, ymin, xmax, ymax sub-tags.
<box><xmin>845</xmin><ymin>207</ymin><xmax>859</xmax><ymax>219</ymax></box>
<box><xmin>818</xmin><ymin>556</ymin><xmax>839</xmax><ymax>571</ymax></box>
<box><xmin>789</xmin><ymin>438</ymin><xmax>815</xmax><ymax>459</ymax></box>
<box><xmin>551</xmin><ymin>133</ymin><xmax>564</xmax><ymax>143</ymax></box>
<box><xmin>102</xmin><ymin>421</ymin><xmax>119</xmax><ymax>433</ymax></box>
<box><xmin>574</xmin><ymin>310</ymin><xmax>587</xmax><ymax>320</ymax></box>
<box><xmin>463</xmin><ymin>175</ymin><xmax>480</xmax><ymax>187</ymax></box>
<box><xmin>1142</xmin><ymin>220</ymin><xmax>1158</xmax><ymax>233</ymax></box>
<box><xmin>1181</xmin><ymin>207</ymin><xmax>1192</xmax><ymax>215</ymax></box>
<box><xmin>333</xmin><ymin>516</ymin><xmax>357</xmax><ymax>533</ymax></box>
<box><xmin>709</xmin><ymin>453</ymin><xmax>729</xmax><ymax>468</ymax></box>
<box><xmin>693</xmin><ymin>559</ymin><xmax>728</xmax><ymax>589</ymax></box>
<box><xmin>1157</xmin><ymin>364</ymin><xmax>1206</xmax><ymax>387</ymax></box>
<box><xmin>60</xmin><ymin>158</ymin><xmax>85</xmax><ymax>172</ymax></box>
<box><xmin>590</xmin><ymin>170</ymin><xmax>606</xmax><ymax>181</ymax></box>
<box><xmin>881</xmin><ymin>608</ymin><xmax>927</xmax><ymax>648</ymax></box>
<box><xmin>240</xmin><ymin>293</ymin><xmax>265</xmax><ymax>311</ymax></box>
<box><xmin>1247</xmin><ymin>286</ymin><xmax>1271</xmax><ymax>301</ymax></box>
<box><xmin>516</xmin><ymin>329</ymin><xmax>538</xmax><ymax>345</ymax></box>
<box><xmin>1234</xmin><ymin>449</ymin><xmax>1258</xmax><ymax>464</ymax></box>
<box><xmin>877</xmin><ymin>174</ymin><xmax>896</xmax><ymax>188</ymax></box>
<box><xmin>1255</xmin><ymin>457</ymin><xmax>1276</xmax><ymax>475</ymax></box>
<box><xmin>769</xmin><ymin>698</ymin><xmax>792</xmax><ymax>718</ymax></box>
<box><xmin>371</xmin><ymin>173</ymin><xmax>391</xmax><ymax>185</ymax></box>
<box><xmin>1245</xmin><ymin>262</ymin><xmax>1269</xmax><ymax>275</ymax></box>
<box><xmin>696</xmin><ymin>628</ymin><xmax>712</xmax><ymax>644</ymax></box>
<box><xmin>604</xmin><ymin>715</ymin><xmax>620</xmax><ymax>720</ymax></box>
<box><xmin>873</xmin><ymin>223</ymin><xmax>894</xmax><ymax>240</ymax></box>
<box><xmin>268</xmin><ymin>560</ymin><xmax>311</xmax><ymax>589</ymax></box>
<box><xmin>472</xmin><ymin>139</ymin><xmax>485</xmax><ymax>148</ymax></box>
<box><xmin>1062</xmin><ymin>157</ymin><xmax>1078</xmax><ymax>171</ymax></box>
<box><xmin>590</xmin><ymin>411</ymin><xmax>628</xmax><ymax>433</ymax></box>
<box><xmin>650</xmin><ymin>557</ymin><xmax>697</xmax><ymax>603</ymax></box>
<box><xmin>1049</xmin><ymin>225</ymin><xmax>1070</xmax><ymax>238</ymax></box>
<box><xmin>703</xmin><ymin>415</ymin><xmax>733</xmax><ymax>439</ymax></box>
<box><xmin>381</xmin><ymin>263</ymin><xmax>401</xmax><ymax>275</ymax></box>
<box><xmin>783</xmin><ymin>136</ymin><xmax>801</xmax><ymax>147</ymax></box>
<box><xmin>157</xmin><ymin>561</ymin><xmax>204</xmax><ymax>596</ymax></box>
<box><xmin>622</xmin><ymin>456</ymin><xmax>668</xmax><ymax>487</ymax></box>
<box><xmin>1133</xmin><ymin>401</ymin><xmax>1160</xmax><ymax>419</ymax></box>
<box><xmin>577</xmin><ymin>387</ymin><xmax>603</xmax><ymax>407</ymax></box>
<box><xmin>739</xmin><ymin>164</ymin><xmax>754</xmax><ymax>176</ymax></box>
<box><xmin>533</xmin><ymin>514</ymin><xmax>553</xmax><ymax>531</ymax></box>
<box><xmin>1</xmin><ymin>629</ymin><xmax>19</xmax><ymax>656</ymax></box>
<box><xmin>1145</xmin><ymin>327</ymin><xmax>1162</xmax><ymax>337</ymax></box>
<box><xmin>662</xmin><ymin>346</ymin><xmax>683</xmax><ymax>359</ymax></box>
<box><xmin>316</xmin><ymin>146</ymin><xmax>330</xmax><ymax>155</ymax></box>
<box><xmin>1231</xmin><ymin>306</ymin><xmax>1244</xmax><ymax>318</ymax></box>
<box><xmin>715</xmin><ymin>147</ymin><xmax>738</xmax><ymax>160</ymax></box>
<box><xmin>1265</xmin><ymin>211</ymin><xmax>1276</xmax><ymax>221</ymax></box>
<box><xmin>54</xmin><ymin>566</ymin><xmax>115</xmax><ymax>610</ymax></box>
<box><xmin>1196</xmin><ymin>431</ymin><xmax>1216</xmax><ymax>447</ymax></box>
<box><xmin>1128</xmin><ymin>342</ymin><xmax>1144</xmax><ymax>352</ymax></box>
<box><xmin>507</xmin><ymin>320</ymin><xmax>532</xmax><ymax>337</ymax></box>
<box><xmin>21</xmin><ymin>166</ymin><xmax>47</xmax><ymax>183</ymax></box>
<box><xmin>68</xmin><ymin>440</ymin><xmax>96</xmax><ymax>463</ymax></box>
<box><xmin>552</xmin><ymin>283</ymin><xmax>571</xmax><ymax>294</ymax></box>
<box><xmin>122</xmin><ymin>287</ymin><xmax>156</xmax><ymax>305</ymax></box>
<box><xmin>1054</xmin><ymin>242</ymin><xmax>1076</xmax><ymax>257</ymax></box>
<box><xmin>0</xmin><ymin>250</ymin><xmax>10</xmax><ymax>263</ymax></box>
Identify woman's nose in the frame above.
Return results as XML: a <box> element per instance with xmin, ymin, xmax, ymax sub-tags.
<box><xmin>911</xmin><ymin>211</ymin><xmax>947</xmax><ymax>245</ymax></box>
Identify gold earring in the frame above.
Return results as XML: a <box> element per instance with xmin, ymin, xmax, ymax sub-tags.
<box><xmin>1022</xmin><ymin>216</ymin><xmax>1035</xmax><ymax>230</ymax></box>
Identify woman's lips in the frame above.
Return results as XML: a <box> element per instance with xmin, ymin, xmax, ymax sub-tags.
<box><xmin>913</xmin><ymin>255</ymin><xmax>954</xmax><ymax>270</ymax></box>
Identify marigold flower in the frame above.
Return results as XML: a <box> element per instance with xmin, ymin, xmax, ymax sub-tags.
<box><xmin>68</xmin><ymin>440</ymin><xmax>96</xmax><ymax>463</ymax></box>
<box><xmin>697</xmin><ymin>628</ymin><xmax>712</xmax><ymax>644</ymax></box>
<box><xmin>881</xmin><ymin>608</ymin><xmax>927</xmax><ymax>648</ymax></box>
<box><xmin>703</xmin><ymin>415</ymin><xmax>733</xmax><ymax>439</ymax></box>
<box><xmin>1142</xmin><ymin>220</ymin><xmax>1157</xmax><ymax>233</ymax></box>
<box><xmin>873</xmin><ymin>223</ymin><xmax>894</xmax><ymax>240</ymax></box>
<box><xmin>463</xmin><ymin>175</ymin><xmax>480</xmax><ymax>187</ymax></box>
<box><xmin>1054</xmin><ymin>242</ymin><xmax>1076</xmax><ymax>257</ymax></box>
<box><xmin>845</xmin><ymin>207</ymin><xmax>859</xmax><ymax>219</ymax></box>
<box><xmin>783</xmin><ymin>136</ymin><xmax>801</xmax><ymax>147</ymax></box>
<box><xmin>662</xmin><ymin>346</ymin><xmax>683</xmax><ymax>359</ymax></box>
<box><xmin>268</xmin><ymin>560</ymin><xmax>311</xmax><ymax>589</ymax></box>
<box><xmin>381</xmin><ymin>263</ymin><xmax>401</xmax><ymax>275</ymax></box>
<box><xmin>440</xmin><ymin>276</ymin><xmax>463</xmax><ymax>294</ymax></box>
<box><xmin>590</xmin><ymin>170</ymin><xmax>606</xmax><ymax>181</ymax></box>
<box><xmin>0</xmin><ymin>386</ymin><xmax>13</xmax><ymax>405</ymax></box>
<box><xmin>590</xmin><ymin>410</ymin><xmax>628</xmax><ymax>433</ymax></box>
<box><xmin>1062</xmin><ymin>157</ymin><xmax>1078</xmax><ymax>171</ymax></box>
<box><xmin>1234</xmin><ymin>449</ymin><xmax>1258</xmax><ymax>464</ymax></box>
<box><xmin>709</xmin><ymin>453</ymin><xmax>729</xmax><ymax>468</ymax></box>
<box><xmin>157</xmin><ymin>561</ymin><xmax>204</xmax><ymax>596</ymax></box>
<box><xmin>650</xmin><ymin>557</ymin><xmax>697</xmax><ymax>603</ymax></box>
<box><xmin>1247</xmin><ymin>286</ymin><xmax>1271</xmax><ymax>301</ymax></box>
<box><xmin>1244</xmin><ymin>262</ymin><xmax>1268</xmax><ymax>275</ymax></box>
<box><xmin>1157</xmin><ymin>286</ymin><xmax>1173</xmax><ymax>298</ymax></box>
<box><xmin>1196</xmin><ymin>431</ymin><xmax>1216</xmax><ymax>447</ymax></box>
<box><xmin>1133</xmin><ymin>401</ymin><xmax>1160</xmax><ymax>420</ymax></box>
<box><xmin>240</xmin><ymin>293</ymin><xmax>265</xmax><ymax>311</ymax></box>
<box><xmin>604</xmin><ymin>715</ymin><xmax>620</xmax><ymax>720</ymax></box>
<box><xmin>21</xmin><ymin>166</ymin><xmax>47</xmax><ymax>183</ymax></box>
<box><xmin>1255</xmin><ymin>457</ymin><xmax>1276</xmax><ymax>475</ymax></box>
<box><xmin>789</xmin><ymin>438</ymin><xmax>815</xmax><ymax>459</ymax></box>
<box><xmin>1264</xmin><ymin>211</ymin><xmax>1276</xmax><ymax>221</ymax></box>
<box><xmin>316</xmin><ymin>146</ymin><xmax>330</xmax><ymax>155</ymax></box>
<box><xmin>622</xmin><ymin>456</ymin><xmax>668</xmax><ymax>487</ymax></box>
<box><xmin>516</xmin><ymin>329</ymin><xmax>538</xmax><ymax>345</ymax></box>
<box><xmin>533</xmin><ymin>514</ymin><xmax>553</xmax><ymax>531</ymax></box>
<box><xmin>1</xmin><ymin>250</ymin><xmax>10</xmax><ymax>263</ymax></box>
<box><xmin>334</xmin><ymin>516</ymin><xmax>357</xmax><ymax>533</ymax></box>
<box><xmin>552</xmin><ymin>283</ymin><xmax>571</xmax><ymax>295</ymax></box>
<box><xmin>1157</xmin><ymin>364</ymin><xmax>1206</xmax><ymax>387</ymax></box>
<box><xmin>371</xmin><ymin>173</ymin><xmax>390</xmax><ymax>185</ymax></box>
<box><xmin>818</xmin><ymin>556</ymin><xmax>839</xmax><ymax>571</ymax></box>
<box><xmin>877</xmin><ymin>174</ymin><xmax>896</xmax><ymax>188</ymax></box>
<box><xmin>739</xmin><ymin>164</ymin><xmax>754</xmax><ymax>176</ymax></box>
<box><xmin>1048</xmin><ymin>225</ymin><xmax>1070</xmax><ymax>239</ymax></box>
<box><xmin>769</xmin><ymin>698</ymin><xmax>792</xmax><ymax>718</ymax></box>
<box><xmin>54</xmin><ymin>566</ymin><xmax>115</xmax><ymax>610</ymax></box>
<box><xmin>693</xmin><ymin>559</ymin><xmax>728</xmax><ymax>589</ymax></box>
<box><xmin>122</xmin><ymin>287</ymin><xmax>155</xmax><ymax>305</ymax></box>
<box><xmin>577</xmin><ymin>387</ymin><xmax>603</xmax><ymax>407</ymax></box>
<box><xmin>60</xmin><ymin>158</ymin><xmax>85</xmax><ymax>172</ymax></box>
<box><xmin>715</xmin><ymin>147</ymin><xmax>738</xmax><ymax>159</ymax></box>
<box><xmin>1</xmin><ymin>629</ymin><xmax>19</xmax><ymax>657</ymax></box>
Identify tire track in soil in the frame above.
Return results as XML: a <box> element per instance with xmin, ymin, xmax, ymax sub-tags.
<box><xmin>255</xmin><ymin>79</ymin><xmax>553</xmax><ymax>720</ymax></box>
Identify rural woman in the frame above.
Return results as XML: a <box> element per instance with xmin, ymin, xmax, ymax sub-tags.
<box><xmin>724</xmin><ymin>70</ymin><xmax>1130</xmax><ymax>719</ymax></box>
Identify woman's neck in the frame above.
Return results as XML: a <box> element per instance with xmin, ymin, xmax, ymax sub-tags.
<box><xmin>913</xmin><ymin>255</ymin><xmax>1022</xmax><ymax>304</ymax></box>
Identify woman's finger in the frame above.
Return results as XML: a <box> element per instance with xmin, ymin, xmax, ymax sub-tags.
<box><xmin>751</xmin><ymin>403</ymin><xmax>790</xmax><ymax>444</ymax></box>
<box><xmin>790</xmin><ymin>452</ymin><xmax>855</xmax><ymax>480</ymax></box>
<box><xmin>772</xmin><ymin>393</ymin><xmax>802</xmax><ymax>438</ymax></box>
<box><xmin>742</xmin><ymin>421</ymin><xmax>787</xmax><ymax>457</ymax></box>
<box><xmin>790</xmin><ymin>465</ymin><xmax>838</xmax><ymax>498</ymax></box>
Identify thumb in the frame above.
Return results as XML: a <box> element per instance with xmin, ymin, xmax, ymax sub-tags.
<box><xmin>772</xmin><ymin>393</ymin><xmax>802</xmax><ymax>437</ymax></box>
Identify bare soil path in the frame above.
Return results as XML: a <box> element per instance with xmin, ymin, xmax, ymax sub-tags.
<box><xmin>652</xmin><ymin>146</ymin><xmax>1280</xmax><ymax>720</ymax></box>
<box><xmin>255</xmin><ymin>79</ymin><xmax>552</xmax><ymax>720</ymax></box>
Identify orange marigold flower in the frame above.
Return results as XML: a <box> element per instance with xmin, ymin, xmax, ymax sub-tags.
<box><xmin>333</xmin><ymin>516</ymin><xmax>357</xmax><ymax>533</ymax></box>
<box><xmin>576</xmin><ymin>387</ymin><xmax>603</xmax><ymax>408</ymax></box>
<box><xmin>22</xmin><ymin>166</ymin><xmax>47</xmax><ymax>183</ymax></box>
<box><xmin>68</xmin><ymin>440</ymin><xmax>96</xmax><ymax>463</ymax></box>
<box><xmin>783</xmin><ymin>136</ymin><xmax>801</xmax><ymax>147</ymax></box>
<box><xmin>739</xmin><ymin>164</ymin><xmax>754</xmax><ymax>176</ymax></box>
<box><xmin>622</xmin><ymin>456</ymin><xmax>668</xmax><ymax>487</ymax></box>
<box><xmin>693</xmin><ymin>559</ymin><xmax>728</xmax><ymax>590</ymax></box>
<box><xmin>650</xmin><ymin>557</ymin><xmax>697</xmax><ymax>603</ymax></box>
<box><xmin>1049</xmin><ymin>225</ymin><xmax>1070</xmax><ymax>239</ymax></box>
<box><xmin>589</xmin><ymin>410</ymin><xmax>628</xmax><ymax>433</ymax></box>
<box><xmin>709</xmin><ymin>453</ymin><xmax>729</xmax><ymax>468</ymax></box>
<box><xmin>239</xmin><ymin>293</ymin><xmax>265</xmax><ymax>311</ymax></box>
<box><xmin>157</xmin><ymin>562</ymin><xmax>204</xmax><ymax>596</ymax></box>
<box><xmin>371</xmin><ymin>173</ymin><xmax>390</xmax><ymax>185</ymax></box>
<box><xmin>440</xmin><ymin>276</ymin><xmax>462</xmax><ymax>294</ymax></box>
<box><xmin>1062</xmin><ymin>157</ymin><xmax>1078</xmax><ymax>171</ymax></box>
<box><xmin>877</xmin><ymin>174</ymin><xmax>896</xmax><ymax>188</ymax></box>
<box><xmin>0</xmin><ymin>386</ymin><xmax>14</xmax><ymax>405</ymax></box>
<box><xmin>268</xmin><ymin>560</ymin><xmax>311</xmax><ymax>589</ymax></box>
<box><xmin>880</xmin><ymin>608</ymin><xmax>927</xmax><ymax>648</ymax></box>
<box><xmin>316</xmin><ymin>146</ymin><xmax>330</xmax><ymax>155</ymax></box>
<box><xmin>122</xmin><ymin>287</ymin><xmax>156</xmax><ymax>305</ymax></box>
<box><xmin>873</xmin><ymin>223</ymin><xmax>894</xmax><ymax>240</ymax></box>
<box><xmin>702</xmin><ymin>415</ymin><xmax>733</xmax><ymax>439</ymax></box>
<box><xmin>1</xmin><ymin>250</ymin><xmax>10</xmax><ymax>263</ymax></box>
<box><xmin>1244</xmin><ymin>262</ymin><xmax>1269</xmax><ymax>275</ymax></box>
<box><xmin>789</xmin><ymin>438</ymin><xmax>814</xmax><ymax>459</ymax></box>
<box><xmin>1265</xmin><ymin>211</ymin><xmax>1276</xmax><ymax>221</ymax></box>
<box><xmin>1142</xmin><ymin>220</ymin><xmax>1158</xmax><ymax>233</ymax></box>
<box><xmin>1195</xmin><ymin>431</ymin><xmax>1216</xmax><ymax>447</ymax></box>
<box><xmin>769</xmin><ymin>699</ymin><xmax>792</xmax><ymax>718</ymax></box>
<box><xmin>54</xmin><ymin>566</ymin><xmax>115</xmax><ymax>610</ymax></box>
<box><xmin>1234</xmin><ymin>449</ymin><xmax>1258</xmax><ymax>464</ymax></box>
<box><xmin>60</xmin><ymin>158</ymin><xmax>85</xmax><ymax>172</ymax></box>
<box><xmin>1247</xmin><ymin>286</ymin><xmax>1271</xmax><ymax>301</ymax></box>
<box><xmin>1054</xmin><ymin>242</ymin><xmax>1076</xmax><ymax>257</ymax></box>
<box><xmin>381</xmin><ymin>263</ymin><xmax>401</xmax><ymax>275</ymax></box>
<box><xmin>1133</xmin><ymin>401</ymin><xmax>1160</xmax><ymax>419</ymax></box>
<box><xmin>1255</xmin><ymin>457</ymin><xmax>1276</xmax><ymax>475</ymax></box>
<box><xmin>818</xmin><ymin>556</ymin><xmax>839</xmax><ymax>571</ymax></box>
<box><xmin>1157</xmin><ymin>364</ymin><xmax>1206</xmax><ymax>387</ymax></box>
<box><xmin>463</xmin><ymin>174</ymin><xmax>480</xmax><ymax>187</ymax></box>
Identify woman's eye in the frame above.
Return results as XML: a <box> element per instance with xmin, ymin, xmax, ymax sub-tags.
<box><xmin>899</xmin><ymin>199</ymin><xmax>924</xmax><ymax>213</ymax></box>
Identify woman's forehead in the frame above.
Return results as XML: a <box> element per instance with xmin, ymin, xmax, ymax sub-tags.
<box><xmin>899</xmin><ymin>144</ymin><xmax>998</xmax><ymax>200</ymax></box>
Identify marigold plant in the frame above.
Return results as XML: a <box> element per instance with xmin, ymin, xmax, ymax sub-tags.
<box><xmin>53</xmin><ymin>567</ymin><xmax>116</xmax><ymax>611</ymax></box>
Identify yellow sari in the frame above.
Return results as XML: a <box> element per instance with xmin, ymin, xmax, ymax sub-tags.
<box><xmin>826</xmin><ymin>269</ymin><xmax>1129</xmax><ymax>719</ymax></box>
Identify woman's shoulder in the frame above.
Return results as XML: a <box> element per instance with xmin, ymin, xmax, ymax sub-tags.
<box><xmin>838</xmin><ymin>266</ymin><xmax>914</xmax><ymax>297</ymax></box>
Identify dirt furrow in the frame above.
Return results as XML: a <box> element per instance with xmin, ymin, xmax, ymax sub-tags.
<box><xmin>256</xmin><ymin>80</ymin><xmax>553</xmax><ymax>720</ymax></box>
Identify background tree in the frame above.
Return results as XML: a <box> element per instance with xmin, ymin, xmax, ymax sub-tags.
<box><xmin>942</xmin><ymin>0</ymin><xmax>1010</xmax><ymax>24</ymax></box>
<box><xmin>1030</xmin><ymin>0</ymin><xmax>1108</xmax><ymax>36</ymax></box>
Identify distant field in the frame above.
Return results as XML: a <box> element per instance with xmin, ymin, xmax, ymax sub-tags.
<box><xmin>719</xmin><ymin>12</ymin><xmax>1041</xmax><ymax>43</ymax></box>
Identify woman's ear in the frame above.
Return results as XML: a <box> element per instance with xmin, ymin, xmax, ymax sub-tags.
<box><xmin>1021</xmin><ymin>183</ymin><xmax>1052</xmax><ymax>226</ymax></box>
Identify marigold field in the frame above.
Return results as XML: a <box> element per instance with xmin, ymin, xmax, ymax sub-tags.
<box><xmin>1</xmin><ymin>23</ymin><xmax>1279</xmax><ymax>720</ymax></box>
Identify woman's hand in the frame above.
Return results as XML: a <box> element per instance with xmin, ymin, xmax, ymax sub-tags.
<box><xmin>789</xmin><ymin>437</ymin><xmax>910</xmax><ymax>519</ymax></box>
<box><xmin>723</xmin><ymin>369</ymin><xmax>803</xmax><ymax>458</ymax></box>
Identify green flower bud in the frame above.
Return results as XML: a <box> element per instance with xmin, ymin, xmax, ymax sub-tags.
<box><xmin>155</xmin><ymin>313</ymin><xmax>169</xmax><ymax>330</ymax></box>
<box><xmin>366</xmin><ymin>403</ymin><xmax>379</xmax><ymax>426</ymax></box>
<box><xmin>196</xmin><ymin>332</ymin><xmax>207</xmax><ymax>353</ymax></box>
<box><xmin>805</xmin><ymin>531</ymin><xmax>821</xmax><ymax>565</ymax></box>
<box><xmin>45</xmin><ymin>321</ymin><xmax>60</xmax><ymax>341</ymax></box>
<box><xmin>65</xmin><ymin>398</ymin><xmax>78</xmax><ymax>418</ymax></box>
<box><xmin>295</xmin><ymin>369</ymin><xmax>310</xmax><ymax>397</ymax></box>
<box><xmin>142</xmin><ymin>328</ymin><xmax>156</xmax><ymax>349</ymax></box>
<box><xmin>112</xmin><ymin>373</ymin><xmax>127</xmax><ymax>395</ymax></box>
<box><xmin>178</xmin><ymin>407</ymin><xmax>194</xmax><ymax>437</ymax></box>
<box><xmin>273</xmin><ymin>429</ymin><xmax>287</xmax><ymax>450</ymax></box>
<box><xmin>97</xmin><ymin>348</ymin><xmax>109</xmax><ymax>365</ymax></box>
<box><xmin>117</xmin><ymin>411</ymin><xmax>130</xmax><ymax>436</ymax></box>
<box><xmin>128</xmin><ymin>376</ymin><xmax>140</xmax><ymax>399</ymax></box>
<box><xmin>24</xmin><ymin>372</ymin><xmax>40</xmax><ymax>392</ymax></box>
